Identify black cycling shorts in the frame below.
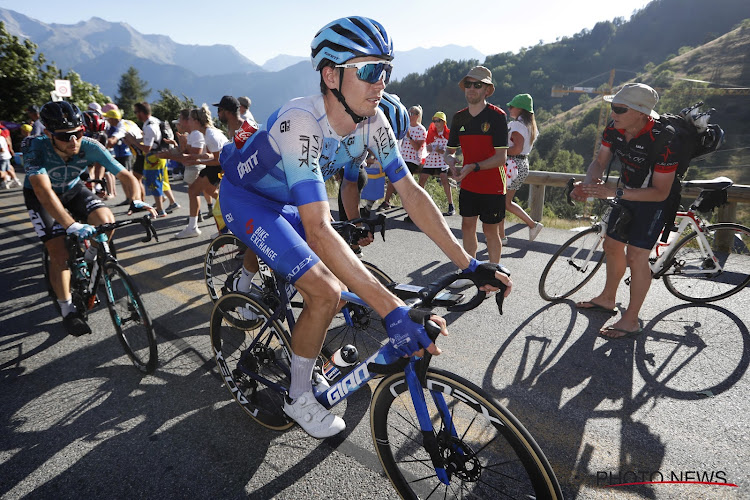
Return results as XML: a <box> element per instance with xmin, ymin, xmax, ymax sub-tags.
<box><xmin>24</xmin><ymin>182</ymin><xmax>107</xmax><ymax>242</ymax></box>
<box><xmin>606</xmin><ymin>198</ymin><xmax>666</xmax><ymax>249</ymax></box>
<box><xmin>198</xmin><ymin>165</ymin><xmax>223</xmax><ymax>186</ymax></box>
<box><xmin>458</xmin><ymin>189</ymin><xmax>506</xmax><ymax>224</ymax></box>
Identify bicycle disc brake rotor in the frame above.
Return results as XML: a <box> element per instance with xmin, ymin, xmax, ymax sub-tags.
<box><xmin>439</xmin><ymin>432</ymin><xmax>482</xmax><ymax>482</ymax></box>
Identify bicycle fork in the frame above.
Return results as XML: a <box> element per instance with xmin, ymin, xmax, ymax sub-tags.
<box><xmin>404</xmin><ymin>361</ymin><xmax>452</xmax><ymax>485</ymax></box>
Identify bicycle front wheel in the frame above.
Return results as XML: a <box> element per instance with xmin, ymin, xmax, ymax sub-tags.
<box><xmin>103</xmin><ymin>262</ymin><xmax>157</xmax><ymax>374</ymax></box>
<box><xmin>204</xmin><ymin>233</ymin><xmax>249</xmax><ymax>303</ymax></box>
<box><xmin>371</xmin><ymin>368</ymin><xmax>562</xmax><ymax>499</ymax></box>
<box><xmin>663</xmin><ymin>223</ymin><xmax>750</xmax><ymax>302</ymax></box>
<box><xmin>539</xmin><ymin>226</ymin><xmax>605</xmax><ymax>301</ymax></box>
<box><xmin>210</xmin><ymin>292</ymin><xmax>294</xmax><ymax>431</ymax></box>
<box><xmin>323</xmin><ymin>261</ymin><xmax>393</xmax><ymax>368</ymax></box>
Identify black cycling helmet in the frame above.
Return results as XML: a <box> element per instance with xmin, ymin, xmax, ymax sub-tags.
<box><xmin>40</xmin><ymin>101</ymin><xmax>84</xmax><ymax>132</ymax></box>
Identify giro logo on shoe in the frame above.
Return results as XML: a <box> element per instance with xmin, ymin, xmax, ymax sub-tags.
<box><xmin>237</xmin><ymin>150</ymin><xmax>260</xmax><ymax>179</ymax></box>
<box><xmin>245</xmin><ymin>219</ymin><xmax>254</xmax><ymax>234</ymax></box>
<box><xmin>286</xmin><ymin>255</ymin><xmax>313</xmax><ymax>282</ymax></box>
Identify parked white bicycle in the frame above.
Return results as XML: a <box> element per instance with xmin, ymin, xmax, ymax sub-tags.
<box><xmin>539</xmin><ymin>176</ymin><xmax>750</xmax><ymax>303</ymax></box>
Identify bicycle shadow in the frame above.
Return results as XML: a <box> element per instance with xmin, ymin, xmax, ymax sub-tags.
<box><xmin>478</xmin><ymin>299</ymin><xmax>749</xmax><ymax>499</ymax></box>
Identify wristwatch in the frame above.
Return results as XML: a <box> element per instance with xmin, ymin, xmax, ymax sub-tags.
<box><xmin>615</xmin><ymin>187</ymin><xmax>625</xmax><ymax>199</ymax></box>
<box><xmin>473</xmin><ymin>162</ymin><xmax>481</xmax><ymax>172</ymax></box>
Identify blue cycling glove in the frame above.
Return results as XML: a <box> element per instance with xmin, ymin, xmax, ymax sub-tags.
<box><xmin>66</xmin><ymin>222</ymin><xmax>96</xmax><ymax>241</ymax></box>
<box><xmin>384</xmin><ymin>306</ymin><xmax>433</xmax><ymax>357</ymax></box>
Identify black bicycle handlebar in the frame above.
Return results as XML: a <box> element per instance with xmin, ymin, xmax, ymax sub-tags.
<box><xmin>415</xmin><ymin>264</ymin><xmax>510</xmax><ymax>316</ymax></box>
<box><xmin>88</xmin><ymin>215</ymin><xmax>159</xmax><ymax>243</ymax></box>
<box><xmin>331</xmin><ymin>213</ymin><xmax>387</xmax><ymax>245</ymax></box>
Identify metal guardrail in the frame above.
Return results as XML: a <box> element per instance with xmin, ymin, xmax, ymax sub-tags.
<box><xmin>524</xmin><ymin>171</ymin><xmax>750</xmax><ymax>223</ymax></box>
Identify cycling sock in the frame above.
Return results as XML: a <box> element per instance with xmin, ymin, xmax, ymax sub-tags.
<box><xmin>289</xmin><ymin>353</ymin><xmax>316</xmax><ymax>400</ymax></box>
<box><xmin>188</xmin><ymin>216</ymin><xmax>198</xmax><ymax>229</ymax></box>
<box><xmin>84</xmin><ymin>246</ymin><xmax>98</xmax><ymax>263</ymax></box>
<box><xmin>237</xmin><ymin>266</ymin><xmax>256</xmax><ymax>293</ymax></box>
<box><xmin>58</xmin><ymin>298</ymin><xmax>74</xmax><ymax>317</ymax></box>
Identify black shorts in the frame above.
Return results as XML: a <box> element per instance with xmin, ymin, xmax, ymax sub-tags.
<box><xmin>458</xmin><ymin>189</ymin><xmax>506</xmax><ymax>224</ymax></box>
<box><xmin>24</xmin><ymin>182</ymin><xmax>107</xmax><ymax>242</ymax></box>
<box><xmin>406</xmin><ymin>161</ymin><xmax>422</xmax><ymax>175</ymax></box>
<box><xmin>198</xmin><ymin>165</ymin><xmax>223</xmax><ymax>186</ymax></box>
<box><xmin>606</xmin><ymin>198</ymin><xmax>666</xmax><ymax>250</ymax></box>
<box><xmin>116</xmin><ymin>155</ymin><xmax>134</xmax><ymax>171</ymax></box>
<box><xmin>421</xmin><ymin>167</ymin><xmax>447</xmax><ymax>177</ymax></box>
<box><xmin>133</xmin><ymin>154</ymin><xmax>145</xmax><ymax>175</ymax></box>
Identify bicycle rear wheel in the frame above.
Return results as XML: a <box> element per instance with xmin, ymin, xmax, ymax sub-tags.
<box><xmin>539</xmin><ymin>226</ymin><xmax>605</xmax><ymax>301</ymax></box>
<box><xmin>322</xmin><ymin>261</ymin><xmax>393</xmax><ymax>369</ymax></box>
<box><xmin>371</xmin><ymin>368</ymin><xmax>562</xmax><ymax>499</ymax></box>
<box><xmin>103</xmin><ymin>262</ymin><xmax>157</xmax><ymax>374</ymax></box>
<box><xmin>210</xmin><ymin>292</ymin><xmax>294</xmax><ymax>430</ymax></box>
<box><xmin>663</xmin><ymin>223</ymin><xmax>750</xmax><ymax>302</ymax></box>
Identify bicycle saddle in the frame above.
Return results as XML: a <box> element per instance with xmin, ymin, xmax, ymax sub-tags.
<box><xmin>683</xmin><ymin>176</ymin><xmax>733</xmax><ymax>191</ymax></box>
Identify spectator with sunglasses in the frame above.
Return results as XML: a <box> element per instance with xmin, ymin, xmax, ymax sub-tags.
<box><xmin>444</xmin><ymin>66</ymin><xmax>509</xmax><ymax>288</ymax></box>
<box><xmin>21</xmin><ymin>101</ymin><xmax>155</xmax><ymax>337</ymax></box>
<box><xmin>219</xmin><ymin>17</ymin><xmax>511</xmax><ymax>439</ymax></box>
<box><xmin>571</xmin><ymin>83</ymin><xmax>680</xmax><ymax>339</ymax></box>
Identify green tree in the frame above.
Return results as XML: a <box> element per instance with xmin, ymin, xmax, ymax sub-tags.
<box><xmin>0</xmin><ymin>21</ymin><xmax>59</xmax><ymax>122</ymax></box>
<box><xmin>151</xmin><ymin>89</ymin><xmax>195</xmax><ymax>125</ymax></box>
<box><xmin>115</xmin><ymin>67</ymin><xmax>150</xmax><ymax>120</ymax></box>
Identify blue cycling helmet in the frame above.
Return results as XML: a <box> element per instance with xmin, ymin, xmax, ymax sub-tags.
<box><xmin>378</xmin><ymin>92</ymin><xmax>408</xmax><ymax>140</ymax></box>
<box><xmin>311</xmin><ymin>16</ymin><xmax>393</xmax><ymax>71</ymax></box>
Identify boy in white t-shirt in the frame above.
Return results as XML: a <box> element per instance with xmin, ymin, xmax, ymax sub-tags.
<box><xmin>381</xmin><ymin>105</ymin><xmax>426</xmax><ymax>209</ymax></box>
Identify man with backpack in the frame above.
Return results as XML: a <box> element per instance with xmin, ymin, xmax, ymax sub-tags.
<box><xmin>571</xmin><ymin>83</ymin><xmax>681</xmax><ymax>339</ymax></box>
<box><xmin>124</xmin><ymin>102</ymin><xmax>179</xmax><ymax>216</ymax></box>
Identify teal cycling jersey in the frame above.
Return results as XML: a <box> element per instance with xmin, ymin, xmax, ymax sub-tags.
<box><xmin>21</xmin><ymin>135</ymin><xmax>125</xmax><ymax>194</ymax></box>
<box><xmin>220</xmin><ymin>94</ymin><xmax>408</xmax><ymax>206</ymax></box>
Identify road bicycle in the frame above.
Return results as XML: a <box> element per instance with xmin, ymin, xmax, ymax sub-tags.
<box><xmin>204</xmin><ymin>215</ymin><xmax>396</xmax><ymax>362</ymax></box>
<box><xmin>209</xmin><ymin>264</ymin><xmax>562</xmax><ymax>499</ymax></box>
<box><xmin>43</xmin><ymin>215</ymin><xmax>160</xmax><ymax>373</ymax></box>
<box><xmin>539</xmin><ymin>177</ymin><xmax>750</xmax><ymax>302</ymax></box>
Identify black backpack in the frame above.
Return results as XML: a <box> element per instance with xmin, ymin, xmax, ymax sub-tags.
<box><xmin>151</xmin><ymin>118</ymin><xmax>174</xmax><ymax>152</ymax></box>
<box><xmin>652</xmin><ymin>102</ymin><xmax>725</xmax><ymax>179</ymax></box>
<box><xmin>656</xmin><ymin>102</ymin><xmax>725</xmax><ymax>241</ymax></box>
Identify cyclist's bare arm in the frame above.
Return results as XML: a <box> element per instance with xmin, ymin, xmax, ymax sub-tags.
<box><xmin>299</xmin><ymin>200</ymin><xmax>403</xmax><ymax>318</ymax></box>
<box><xmin>29</xmin><ymin>175</ymin><xmax>77</xmax><ymax>229</ymax></box>
<box><xmin>340</xmin><ymin>178</ymin><xmax>373</xmax><ymax>246</ymax></box>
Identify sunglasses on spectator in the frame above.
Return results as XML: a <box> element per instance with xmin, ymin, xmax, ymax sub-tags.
<box><xmin>463</xmin><ymin>81</ymin><xmax>484</xmax><ymax>89</ymax></box>
<box><xmin>53</xmin><ymin>128</ymin><xmax>84</xmax><ymax>142</ymax></box>
<box><xmin>335</xmin><ymin>61</ymin><xmax>393</xmax><ymax>84</ymax></box>
<box><xmin>611</xmin><ymin>104</ymin><xmax>629</xmax><ymax>114</ymax></box>
<box><xmin>432</xmin><ymin>119</ymin><xmax>444</xmax><ymax>123</ymax></box>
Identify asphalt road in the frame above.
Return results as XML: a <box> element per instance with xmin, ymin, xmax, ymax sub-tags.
<box><xmin>1</xmin><ymin>177</ymin><xmax>749</xmax><ymax>499</ymax></box>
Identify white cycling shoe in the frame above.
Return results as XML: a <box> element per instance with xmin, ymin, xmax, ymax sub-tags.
<box><xmin>283</xmin><ymin>391</ymin><xmax>345</xmax><ymax>439</ymax></box>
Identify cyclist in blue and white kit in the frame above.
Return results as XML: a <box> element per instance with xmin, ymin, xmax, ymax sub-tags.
<box><xmin>219</xmin><ymin>17</ymin><xmax>512</xmax><ymax>438</ymax></box>
<box><xmin>23</xmin><ymin>101</ymin><xmax>155</xmax><ymax>337</ymax></box>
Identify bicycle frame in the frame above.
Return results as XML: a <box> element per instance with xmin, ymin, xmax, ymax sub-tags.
<box><xmin>650</xmin><ymin>210</ymin><xmax>705</xmax><ymax>277</ymax></box>
<box><xmin>233</xmin><ymin>286</ymin><xmax>462</xmax><ymax>484</ymax></box>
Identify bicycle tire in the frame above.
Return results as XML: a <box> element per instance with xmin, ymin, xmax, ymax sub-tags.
<box><xmin>371</xmin><ymin>368</ymin><xmax>562</xmax><ymax>499</ymax></box>
<box><xmin>204</xmin><ymin>233</ymin><xmax>251</xmax><ymax>303</ymax></box>
<box><xmin>539</xmin><ymin>226</ymin><xmax>605</xmax><ymax>301</ymax></box>
<box><xmin>103</xmin><ymin>261</ymin><xmax>158</xmax><ymax>374</ymax></box>
<box><xmin>322</xmin><ymin>261</ymin><xmax>394</xmax><ymax>369</ymax></box>
<box><xmin>210</xmin><ymin>292</ymin><xmax>295</xmax><ymax>431</ymax></box>
<box><xmin>663</xmin><ymin>223</ymin><xmax>750</xmax><ymax>303</ymax></box>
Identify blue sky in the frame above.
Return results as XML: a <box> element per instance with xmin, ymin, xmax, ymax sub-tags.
<box><xmin>1</xmin><ymin>0</ymin><xmax>651</xmax><ymax>65</ymax></box>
